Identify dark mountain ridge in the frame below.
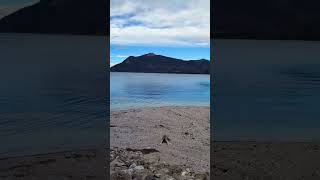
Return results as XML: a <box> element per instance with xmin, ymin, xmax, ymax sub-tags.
<box><xmin>0</xmin><ymin>0</ymin><xmax>108</xmax><ymax>35</ymax></box>
<box><xmin>212</xmin><ymin>0</ymin><xmax>320</xmax><ymax>40</ymax></box>
<box><xmin>110</xmin><ymin>53</ymin><xmax>210</xmax><ymax>74</ymax></box>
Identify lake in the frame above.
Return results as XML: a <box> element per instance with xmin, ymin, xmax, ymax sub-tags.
<box><xmin>2</xmin><ymin>34</ymin><xmax>319</xmax><ymax>156</ymax></box>
<box><xmin>111</xmin><ymin>72</ymin><xmax>210</xmax><ymax>111</ymax></box>
<box><xmin>212</xmin><ymin>39</ymin><xmax>320</xmax><ymax>142</ymax></box>
<box><xmin>0</xmin><ymin>33</ymin><xmax>108</xmax><ymax>157</ymax></box>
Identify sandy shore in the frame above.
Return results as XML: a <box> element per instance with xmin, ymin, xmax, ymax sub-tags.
<box><xmin>2</xmin><ymin>106</ymin><xmax>319</xmax><ymax>179</ymax></box>
<box><xmin>0</xmin><ymin>148</ymin><xmax>107</xmax><ymax>180</ymax></box>
<box><xmin>110</xmin><ymin>106</ymin><xmax>210</xmax><ymax>179</ymax></box>
<box><xmin>212</xmin><ymin>142</ymin><xmax>320</xmax><ymax>180</ymax></box>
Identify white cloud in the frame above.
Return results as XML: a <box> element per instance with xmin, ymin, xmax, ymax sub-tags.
<box><xmin>110</xmin><ymin>0</ymin><xmax>210</xmax><ymax>47</ymax></box>
<box><xmin>114</xmin><ymin>55</ymin><xmax>129</xmax><ymax>58</ymax></box>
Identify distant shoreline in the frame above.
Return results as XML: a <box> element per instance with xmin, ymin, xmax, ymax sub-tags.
<box><xmin>110</xmin><ymin>70</ymin><xmax>210</xmax><ymax>75</ymax></box>
<box><xmin>110</xmin><ymin>71</ymin><xmax>210</xmax><ymax>75</ymax></box>
<box><xmin>110</xmin><ymin>105</ymin><xmax>210</xmax><ymax>112</ymax></box>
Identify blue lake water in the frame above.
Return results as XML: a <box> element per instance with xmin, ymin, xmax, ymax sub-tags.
<box><xmin>111</xmin><ymin>72</ymin><xmax>210</xmax><ymax>111</ymax></box>
<box><xmin>2</xmin><ymin>33</ymin><xmax>319</xmax><ymax>157</ymax></box>
<box><xmin>213</xmin><ymin>39</ymin><xmax>320</xmax><ymax>142</ymax></box>
<box><xmin>0</xmin><ymin>34</ymin><xmax>108</xmax><ymax>157</ymax></box>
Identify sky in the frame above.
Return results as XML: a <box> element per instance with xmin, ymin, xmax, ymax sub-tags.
<box><xmin>0</xmin><ymin>0</ymin><xmax>39</xmax><ymax>19</ymax></box>
<box><xmin>110</xmin><ymin>0</ymin><xmax>210</xmax><ymax>67</ymax></box>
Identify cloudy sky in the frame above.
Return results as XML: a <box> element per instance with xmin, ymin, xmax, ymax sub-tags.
<box><xmin>110</xmin><ymin>0</ymin><xmax>210</xmax><ymax>67</ymax></box>
<box><xmin>0</xmin><ymin>0</ymin><xmax>39</xmax><ymax>19</ymax></box>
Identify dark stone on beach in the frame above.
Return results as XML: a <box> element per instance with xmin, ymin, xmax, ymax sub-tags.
<box><xmin>144</xmin><ymin>174</ymin><xmax>157</xmax><ymax>180</ymax></box>
<box><xmin>111</xmin><ymin>171</ymin><xmax>132</xmax><ymax>180</ymax></box>
<box><xmin>161</xmin><ymin>135</ymin><xmax>171</xmax><ymax>144</ymax></box>
<box><xmin>38</xmin><ymin>159</ymin><xmax>56</xmax><ymax>165</ymax></box>
<box><xmin>71</xmin><ymin>153</ymin><xmax>83</xmax><ymax>159</ymax></box>
<box><xmin>111</xmin><ymin>159</ymin><xmax>126</xmax><ymax>168</ymax></box>
<box><xmin>126</xmin><ymin>148</ymin><xmax>159</xmax><ymax>155</ymax></box>
<box><xmin>194</xmin><ymin>173</ymin><xmax>209</xmax><ymax>180</ymax></box>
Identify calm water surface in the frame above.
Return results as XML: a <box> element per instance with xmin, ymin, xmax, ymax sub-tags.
<box><xmin>0</xmin><ymin>34</ymin><xmax>108</xmax><ymax>157</ymax></box>
<box><xmin>2</xmin><ymin>35</ymin><xmax>319</xmax><ymax>156</ymax></box>
<box><xmin>213</xmin><ymin>39</ymin><xmax>320</xmax><ymax>141</ymax></box>
<box><xmin>111</xmin><ymin>72</ymin><xmax>210</xmax><ymax>111</ymax></box>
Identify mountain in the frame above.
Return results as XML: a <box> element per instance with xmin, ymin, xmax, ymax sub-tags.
<box><xmin>110</xmin><ymin>53</ymin><xmax>210</xmax><ymax>74</ymax></box>
<box><xmin>212</xmin><ymin>0</ymin><xmax>320</xmax><ymax>40</ymax></box>
<box><xmin>0</xmin><ymin>0</ymin><xmax>108</xmax><ymax>35</ymax></box>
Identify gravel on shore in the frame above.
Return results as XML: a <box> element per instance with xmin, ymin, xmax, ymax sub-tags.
<box><xmin>110</xmin><ymin>106</ymin><xmax>210</xmax><ymax>179</ymax></box>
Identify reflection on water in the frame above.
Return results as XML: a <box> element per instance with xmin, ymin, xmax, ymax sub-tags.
<box><xmin>213</xmin><ymin>39</ymin><xmax>320</xmax><ymax>141</ymax></box>
<box><xmin>111</xmin><ymin>72</ymin><xmax>209</xmax><ymax>110</ymax></box>
<box><xmin>0</xmin><ymin>33</ymin><xmax>108</xmax><ymax>157</ymax></box>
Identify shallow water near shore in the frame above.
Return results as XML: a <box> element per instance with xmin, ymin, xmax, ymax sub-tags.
<box><xmin>111</xmin><ymin>72</ymin><xmax>210</xmax><ymax>111</ymax></box>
